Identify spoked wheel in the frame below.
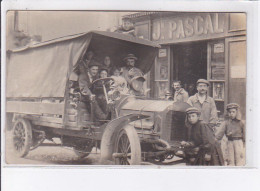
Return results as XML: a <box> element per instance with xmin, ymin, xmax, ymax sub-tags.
<box><xmin>73</xmin><ymin>146</ymin><xmax>93</xmax><ymax>159</ymax></box>
<box><xmin>12</xmin><ymin>118</ymin><xmax>32</xmax><ymax>157</ymax></box>
<box><xmin>114</xmin><ymin>125</ymin><xmax>141</xmax><ymax>165</ymax></box>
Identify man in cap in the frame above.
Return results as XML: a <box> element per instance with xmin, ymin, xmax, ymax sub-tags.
<box><xmin>172</xmin><ymin>80</ymin><xmax>189</xmax><ymax>102</ymax></box>
<box><xmin>121</xmin><ymin>53</ymin><xmax>143</xmax><ymax>85</ymax></box>
<box><xmin>78</xmin><ymin>62</ymin><xmax>99</xmax><ymax>100</ymax></box>
<box><xmin>179</xmin><ymin>107</ymin><xmax>224</xmax><ymax>166</ymax></box>
<box><xmin>187</xmin><ymin>79</ymin><xmax>218</xmax><ymax>126</ymax></box>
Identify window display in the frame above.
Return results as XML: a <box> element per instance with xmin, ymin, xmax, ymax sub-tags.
<box><xmin>208</xmin><ymin>40</ymin><xmax>225</xmax><ymax>119</ymax></box>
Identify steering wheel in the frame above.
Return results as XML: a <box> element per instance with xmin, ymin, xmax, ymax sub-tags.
<box><xmin>91</xmin><ymin>77</ymin><xmax>114</xmax><ymax>95</ymax></box>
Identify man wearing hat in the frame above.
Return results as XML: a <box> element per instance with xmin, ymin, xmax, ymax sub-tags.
<box><xmin>121</xmin><ymin>53</ymin><xmax>143</xmax><ymax>84</ymax></box>
<box><xmin>78</xmin><ymin>61</ymin><xmax>99</xmax><ymax>99</ymax></box>
<box><xmin>187</xmin><ymin>79</ymin><xmax>218</xmax><ymax>125</ymax></box>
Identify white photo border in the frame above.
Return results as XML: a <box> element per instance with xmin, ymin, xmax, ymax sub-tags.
<box><xmin>1</xmin><ymin>0</ymin><xmax>260</xmax><ymax>190</ymax></box>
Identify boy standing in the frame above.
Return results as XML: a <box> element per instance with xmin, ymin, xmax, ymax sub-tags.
<box><xmin>215</xmin><ymin>103</ymin><xmax>245</xmax><ymax>166</ymax></box>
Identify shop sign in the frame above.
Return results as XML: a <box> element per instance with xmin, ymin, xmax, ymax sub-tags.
<box><xmin>158</xmin><ymin>49</ymin><xmax>167</xmax><ymax>57</ymax></box>
<box><xmin>152</xmin><ymin>13</ymin><xmax>225</xmax><ymax>42</ymax></box>
<box><xmin>214</xmin><ymin>43</ymin><xmax>225</xmax><ymax>53</ymax></box>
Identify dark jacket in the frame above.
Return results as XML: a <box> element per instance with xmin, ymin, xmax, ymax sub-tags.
<box><xmin>185</xmin><ymin>121</ymin><xmax>224</xmax><ymax>166</ymax></box>
<box><xmin>78</xmin><ymin>69</ymin><xmax>98</xmax><ymax>96</ymax></box>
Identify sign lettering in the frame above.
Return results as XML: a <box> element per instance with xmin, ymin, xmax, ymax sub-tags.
<box><xmin>152</xmin><ymin>13</ymin><xmax>225</xmax><ymax>41</ymax></box>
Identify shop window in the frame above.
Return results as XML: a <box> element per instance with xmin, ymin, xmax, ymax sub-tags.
<box><xmin>208</xmin><ymin>40</ymin><xmax>225</xmax><ymax>119</ymax></box>
<box><xmin>154</xmin><ymin>47</ymin><xmax>170</xmax><ymax>99</ymax></box>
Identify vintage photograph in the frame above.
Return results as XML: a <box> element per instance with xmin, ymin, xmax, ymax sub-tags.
<box><xmin>4</xmin><ymin>11</ymin><xmax>246</xmax><ymax>166</ymax></box>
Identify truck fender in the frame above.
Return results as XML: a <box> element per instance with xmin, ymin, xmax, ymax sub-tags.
<box><xmin>100</xmin><ymin>113</ymin><xmax>149</xmax><ymax>162</ymax></box>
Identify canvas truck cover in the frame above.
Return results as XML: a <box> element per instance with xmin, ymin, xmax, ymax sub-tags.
<box><xmin>6</xmin><ymin>31</ymin><xmax>160</xmax><ymax>98</ymax></box>
<box><xmin>6</xmin><ymin>33</ymin><xmax>91</xmax><ymax>98</ymax></box>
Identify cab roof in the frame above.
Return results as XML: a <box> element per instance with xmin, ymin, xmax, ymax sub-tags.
<box><xmin>10</xmin><ymin>30</ymin><xmax>160</xmax><ymax>52</ymax></box>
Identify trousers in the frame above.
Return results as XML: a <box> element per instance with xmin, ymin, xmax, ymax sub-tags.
<box><xmin>227</xmin><ymin>139</ymin><xmax>245</xmax><ymax>166</ymax></box>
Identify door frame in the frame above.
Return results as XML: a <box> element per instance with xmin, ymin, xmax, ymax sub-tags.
<box><xmin>225</xmin><ymin>35</ymin><xmax>247</xmax><ymax>116</ymax></box>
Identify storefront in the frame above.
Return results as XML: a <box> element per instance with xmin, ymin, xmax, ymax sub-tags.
<box><xmin>124</xmin><ymin>12</ymin><xmax>246</xmax><ymax>119</ymax></box>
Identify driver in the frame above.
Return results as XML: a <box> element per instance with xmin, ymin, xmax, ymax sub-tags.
<box><xmin>78</xmin><ymin>62</ymin><xmax>99</xmax><ymax>101</ymax></box>
<box><xmin>91</xmin><ymin>67</ymin><xmax>115</xmax><ymax>121</ymax></box>
<box><xmin>121</xmin><ymin>53</ymin><xmax>143</xmax><ymax>85</ymax></box>
<box><xmin>79</xmin><ymin>62</ymin><xmax>114</xmax><ymax>121</ymax></box>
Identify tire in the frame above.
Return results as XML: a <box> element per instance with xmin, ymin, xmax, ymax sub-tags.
<box><xmin>11</xmin><ymin>118</ymin><xmax>32</xmax><ymax>158</ymax></box>
<box><xmin>114</xmin><ymin>125</ymin><xmax>141</xmax><ymax>165</ymax></box>
<box><xmin>73</xmin><ymin>146</ymin><xmax>93</xmax><ymax>159</ymax></box>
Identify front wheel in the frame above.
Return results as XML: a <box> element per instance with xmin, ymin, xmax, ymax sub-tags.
<box><xmin>11</xmin><ymin>118</ymin><xmax>32</xmax><ymax>157</ymax></box>
<box><xmin>114</xmin><ymin>125</ymin><xmax>141</xmax><ymax>165</ymax></box>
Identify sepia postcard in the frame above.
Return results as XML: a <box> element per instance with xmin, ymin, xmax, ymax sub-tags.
<box><xmin>3</xmin><ymin>0</ymin><xmax>260</xmax><ymax>190</ymax></box>
<box><xmin>3</xmin><ymin>10</ymin><xmax>249</xmax><ymax>167</ymax></box>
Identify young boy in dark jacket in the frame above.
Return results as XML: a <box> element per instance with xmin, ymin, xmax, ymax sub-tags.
<box><xmin>180</xmin><ymin>107</ymin><xmax>224</xmax><ymax>166</ymax></box>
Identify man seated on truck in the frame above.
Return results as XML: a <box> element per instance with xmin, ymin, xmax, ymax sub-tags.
<box><xmin>78</xmin><ymin>62</ymin><xmax>99</xmax><ymax>101</ymax></box>
<box><xmin>121</xmin><ymin>53</ymin><xmax>143</xmax><ymax>85</ymax></box>
<box><xmin>78</xmin><ymin>62</ymin><xmax>114</xmax><ymax>121</ymax></box>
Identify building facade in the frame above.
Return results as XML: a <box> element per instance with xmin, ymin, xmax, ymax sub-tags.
<box><xmin>124</xmin><ymin>12</ymin><xmax>246</xmax><ymax>119</ymax></box>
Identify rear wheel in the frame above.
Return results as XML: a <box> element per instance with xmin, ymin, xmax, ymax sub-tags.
<box><xmin>12</xmin><ymin>118</ymin><xmax>32</xmax><ymax>157</ymax></box>
<box><xmin>114</xmin><ymin>125</ymin><xmax>141</xmax><ymax>165</ymax></box>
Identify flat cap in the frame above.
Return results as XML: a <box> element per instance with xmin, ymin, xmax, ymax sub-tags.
<box><xmin>196</xmin><ymin>79</ymin><xmax>210</xmax><ymax>86</ymax></box>
<box><xmin>186</xmin><ymin>107</ymin><xmax>201</xmax><ymax>114</ymax></box>
<box><xmin>124</xmin><ymin>54</ymin><xmax>137</xmax><ymax>61</ymax></box>
<box><xmin>88</xmin><ymin>61</ymin><xmax>100</xmax><ymax>68</ymax></box>
<box><xmin>226</xmin><ymin>103</ymin><xmax>240</xmax><ymax>110</ymax></box>
<box><xmin>99</xmin><ymin>66</ymin><xmax>109</xmax><ymax>72</ymax></box>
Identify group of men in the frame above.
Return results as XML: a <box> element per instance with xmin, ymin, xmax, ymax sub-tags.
<box><xmin>171</xmin><ymin>80</ymin><xmax>245</xmax><ymax>166</ymax></box>
<box><xmin>75</xmin><ymin>51</ymin><xmax>245</xmax><ymax>165</ymax></box>
<box><xmin>170</xmin><ymin>79</ymin><xmax>218</xmax><ymax>125</ymax></box>
<box><xmin>77</xmin><ymin>51</ymin><xmax>143</xmax><ymax>101</ymax></box>
<box><xmin>75</xmin><ymin>51</ymin><xmax>143</xmax><ymax>120</ymax></box>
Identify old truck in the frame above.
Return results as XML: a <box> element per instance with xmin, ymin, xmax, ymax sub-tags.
<box><xmin>6</xmin><ymin>31</ymin><xmax>190</xmax><ymax>165</ymax></box>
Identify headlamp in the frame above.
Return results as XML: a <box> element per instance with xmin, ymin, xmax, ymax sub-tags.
<box><xmin>130</xmin><ymin>76</ymin><xmax>145</xmax><ymax>92</ymax></box>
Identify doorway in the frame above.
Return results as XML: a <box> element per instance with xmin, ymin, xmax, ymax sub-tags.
<box><xmin>172</xmin><ymin>41</ymin><xmax>208</xmax><ymax>96</ymax></box>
